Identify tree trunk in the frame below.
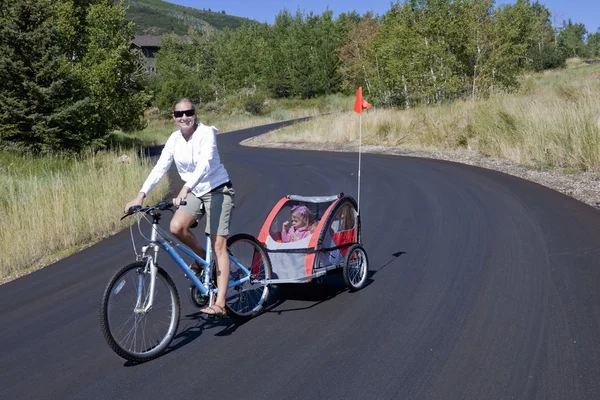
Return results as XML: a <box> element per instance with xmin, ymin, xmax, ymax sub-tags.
<box><xmin>402</xmin><ymin>73</ymin><xmax>409</xmax><ymax>109</ymax></box>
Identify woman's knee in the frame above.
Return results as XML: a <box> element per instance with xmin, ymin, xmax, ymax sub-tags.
<box><xmin>170</xmin><ymin>218</ymin><xmax>187</xmax><ymax>236</ymax></box>
<box><xmin>212</xmin><ymin>236</ymin><xmax>228</xmax><ymax>255</ymax></box>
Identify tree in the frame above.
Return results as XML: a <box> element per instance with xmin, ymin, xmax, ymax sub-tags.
<box><xmin>337</xmin><ymin>12</ymin><xmax>381</xmax><ymax>94</ymax></box>
<box><xmin>477</xmin><ymin>0</ymin><xmax>537</xmax><ymax>94</ymax></box>
<box><xmin>526</xmin><ymin>1</ymin><xmax>563</xmax><ymax>71</ymax></box>
<box><xmin>466</xmin><ymin>0</ymin><xmax>495</xmax><ymax>98</ymax></box>
<box><xmin>211</xmin><ymin>23</ymin><xmax>273</xmax><ymax>96</ymax></box>
<box><xmin>0</xmin><ymin>0</ymin><xmax>149</xmax><ymax>152</ymax></box>
<box><xmin>261</xmin><ymin>9</ymin><xmax>346</xmax><ymax>98</ymax></box>
<box><xmin>557</xmin><ymin>19</ymin><xmax>588</xmax><ymax>59</ymax></box>
<box><xmin>373</xmin><ymin>0</ymin><xmax>471</xmax><ymax>106</ymax></box>
<box><xmin>153</xmin><ymin>32</ymin><xmax>216</xmax><ymax>109</ymax></box>
<box><xmin>74</xmin><ymin>1</ymin><xmax>150</xmax><ymax>136</ymax></box>
<box><xmin>588</xmin><ymin>29</ymin><xmax>600</xmax><ymax>58</ymax></box>
<box><xmin>373</xmin><ymin>1</ymin><xmax>426</xmax><ymax>107</ymax></box>
<box><xmin>0</xmin><ymin>0</ymin><xmax>79</xmax><ymax>151</ymax></box>
<box><xmin>303</xmin><ymin>10</ymin><xmax>344</xmax><ymax>96</ymax></box>
<box><xmin>266</xmin><ymin>9</ymin><xmax>296</xmax><ymax>97</ymax></box>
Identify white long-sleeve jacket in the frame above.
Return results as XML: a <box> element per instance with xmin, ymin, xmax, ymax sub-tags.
<box><xmin>140</xmin><ymin>123</ymin><xmax>230</xmax><ymax>197</ymax></box>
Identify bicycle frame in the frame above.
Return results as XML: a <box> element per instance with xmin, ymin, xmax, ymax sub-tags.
<box><xmin>136</xmin><ymin>220</ymin><xmax>253</xmax><ymax>312</ymax></box>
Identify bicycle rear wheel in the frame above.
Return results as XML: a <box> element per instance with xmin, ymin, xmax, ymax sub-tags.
<box><xmin>225</xmin><ymin>233</ymin><xmax>272</xmax><ymax>319</ymax></box>
<box><xmin>100</xmin><ymin>261</ymin><xmax>180</xmax><ymax>362</ymax></box>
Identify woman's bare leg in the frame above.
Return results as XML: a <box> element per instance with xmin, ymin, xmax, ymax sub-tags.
<box><xmin>170</xmin><ymin>209</ymin><xmax>206</xmax><ymax>259</ymax></box>
<box><xmin>212</xmin><ymin>235</ymin><xmax>230</xmax><ymax>310</ymax></box>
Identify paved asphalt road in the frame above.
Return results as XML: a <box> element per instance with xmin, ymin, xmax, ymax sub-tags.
<box><xmin>2</xmin><ymin>121</ymin><xmax>600</xmax><ymax>400</ymax></box>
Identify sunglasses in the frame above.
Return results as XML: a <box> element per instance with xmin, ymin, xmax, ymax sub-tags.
<box><xmin>173</xmin><ymin>109</ymin><xmax>195</xmax><ymax>118</ymax></box>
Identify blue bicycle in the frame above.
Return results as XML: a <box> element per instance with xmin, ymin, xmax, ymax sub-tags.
<box><xmin>100</xmin><ymin>200</ymin><xmax>272</xmax><ymax>362</ymax></box>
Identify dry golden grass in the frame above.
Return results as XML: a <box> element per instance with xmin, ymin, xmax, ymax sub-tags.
<box><xmin>0</xmin><ymin>95</ymin><xmax>352</xmax><ymax>283</ymax></box>
<box><xmin>112</xmin><ymin>110</ymin><xmax>325</xmax><ymax>147</ymax></box>
<box><xmin>0</xmin><ymin>150</ymin><xmax>168</xmax><ymax>283</ymax></box>
<box><xmin>209</xmin><ymin>109</ymin><xmax>320</xmax><ymax>133</ymax></box>
<box><xmin>265</xmin><ymin>61</ymin><xmax>600</xmax><ymax>172</ymax></box>
<box><xmin>121</xmin><ymin>93</ymin><xmax>355</xmax><ymax>146</ymax></box>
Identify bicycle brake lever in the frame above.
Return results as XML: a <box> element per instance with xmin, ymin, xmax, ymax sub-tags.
<box><xmin>156</xmin><ymin>200</ymin><xmax>170</xmax><ymax>210</ymax></box>
<box><xmin>121</xmin><ymin>205</ymin><xmax>142</xmax><ymax>220</ymax></box>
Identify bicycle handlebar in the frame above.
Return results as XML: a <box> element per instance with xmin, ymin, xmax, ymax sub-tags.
<box><xmin>121</xmin><ymin>199</ymin><xmax>187</xmax><ymax>220</ymax></box>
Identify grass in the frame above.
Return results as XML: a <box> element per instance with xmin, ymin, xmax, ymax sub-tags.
<box><xmin>0</xmin><ymin>150</ymin><xmax>168</xmax><ymax>283</ymax></box>
<box><xmin>114</xmin><ymin>93</ymin><xmax>355</xmax><ymax>146</ymax></box>
<box><xmin>0</xmin><ymin>93</ymin><xmax>351</xmax><ymax>284</ymax></box>
<box><xmin>261</xmin><ymin>59</ymin><xmax>600</xmax><ymax>173</ymax></box>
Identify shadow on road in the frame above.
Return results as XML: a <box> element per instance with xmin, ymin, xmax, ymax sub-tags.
<box><xmin>374</xmin><ymin>251</ymin><xmax>406</xmax><ymax>276</ymax></box>
<box><xmin>121</xmin><ymin>250</ymin><xmax>406</xmax><ymax>366</ymax></box>
<box><xmin>122</xmin><ymin>312</ymin><xmax>249</xmax><ymax>367</ymax></box>
<box><xmin>260</xmin><ymin>250</ymin><xmax>407</xmax><ymax>315</ymax></box>
<box><xmin>264</xmin><ymin>275</ymin><xmax>348</xmax><ymax>315</ymax></box>
<box><xmin>360</xmin><ymin>250</ymin><xmax>406</xmax><ymax>290</ymax></box>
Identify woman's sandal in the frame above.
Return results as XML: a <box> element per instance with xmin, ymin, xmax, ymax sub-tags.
<box><xmin>199</xmin><ymin>304</ymin><xmax>228</xmax><ymax>319</ymax></box>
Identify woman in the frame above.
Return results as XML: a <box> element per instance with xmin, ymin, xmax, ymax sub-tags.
<box><xmin>124</xmin><ymin>98</ymin><xmax>234</xmax><ymax>317</ymax></box>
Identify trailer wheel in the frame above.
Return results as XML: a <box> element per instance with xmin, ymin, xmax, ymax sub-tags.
<box><xmin>343</xmin><ymin>244</ymin><xmax>369</xmax><ymax>291</ymax></box>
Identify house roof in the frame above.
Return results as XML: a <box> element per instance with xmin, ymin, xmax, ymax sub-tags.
<box><xmin>131</xmin><ymin>35</ymin><xmax>161</xmax><ymax>48</ymax></box>
<box><xmin>131</xmin><ymin>35</ymin><xmax>192</xmax><ymax>48</ymax></box>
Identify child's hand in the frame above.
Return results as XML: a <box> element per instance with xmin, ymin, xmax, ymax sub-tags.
<box><xmin>283</xmin><ymin>221</ymin><xmax>289</xmax><ymax>230</ymax></box>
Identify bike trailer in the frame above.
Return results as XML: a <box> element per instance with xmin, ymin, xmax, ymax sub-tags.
<box><xmin>257</xmin><ymin>194</ymin><xmax>363</xmax><ymax>284</ymax></box>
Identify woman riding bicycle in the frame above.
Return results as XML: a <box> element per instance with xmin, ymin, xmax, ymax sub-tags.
<box><xmin>124</xmin><ymin>98</ymin><xmax>234</xmax><ymax>318</ymax></box>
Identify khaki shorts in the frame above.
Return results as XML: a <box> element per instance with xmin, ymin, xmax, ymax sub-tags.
<box><xmin>180</xmin><ymin>183</ymin><xmax>235</xmax><ymax>236</ymax></box>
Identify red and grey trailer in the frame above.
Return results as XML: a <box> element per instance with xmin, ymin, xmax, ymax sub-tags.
<box><xmin>256</xmin><ymin>194</ymin><xmax>369</xmax><ymax>290</ymax></box>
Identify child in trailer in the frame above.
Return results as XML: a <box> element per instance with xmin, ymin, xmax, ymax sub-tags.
<box><xmin>281</xmin><ymin>205</ymin><xmax>318</xmax><ymax>243</ymax></box>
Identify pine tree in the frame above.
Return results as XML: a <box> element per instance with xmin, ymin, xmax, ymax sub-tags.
<box><xmin>0</xmin><ymin>0</ymin><xmax>77</xmax><ymax>151</ymax></box>
<box><xmin>0</xmin><ymin>0</ymin><xmax>149</xmax><ymax>152</ymax></box>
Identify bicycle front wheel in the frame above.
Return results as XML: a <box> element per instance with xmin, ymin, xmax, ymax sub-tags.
<box><xmin>100</xmin><ymin>261</ymin><xmax>180</xmax><ymax>362</ymax></box>
<box><xmin>225</xmin><ymin>233</ymin><xmax>272</xmax><ymax>319</ymax></box>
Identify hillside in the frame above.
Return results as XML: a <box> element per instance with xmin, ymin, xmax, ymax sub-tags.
<box><xmin>123</xmin><ymin>0</ymin><xmax>255</xmax><ymax>35</ymax></box>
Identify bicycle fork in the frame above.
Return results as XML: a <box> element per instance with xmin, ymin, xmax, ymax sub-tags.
<box><xmin>135</xmin><ymin>224</ymin><xmax>161</xmax><ymax>314</ymax></box>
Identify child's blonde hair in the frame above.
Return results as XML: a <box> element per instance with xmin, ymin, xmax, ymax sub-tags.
<box><xmin>291</xmin><ymin>205</ymin><xmax>315</xmax><ymax>226</ymax></box>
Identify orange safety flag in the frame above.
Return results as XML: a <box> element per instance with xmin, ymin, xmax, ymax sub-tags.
<box><xmin>353</xmin><ymin>86</ymin><xmax>372</xmax><ymax>114</ymax></box>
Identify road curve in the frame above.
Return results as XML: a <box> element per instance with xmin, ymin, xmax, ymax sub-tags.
<box><xmin>2</xmin><ymin>121</ymin><xmax>600</xmax><ymax>400</ymax></box>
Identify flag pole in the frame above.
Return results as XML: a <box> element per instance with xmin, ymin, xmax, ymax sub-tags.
<box><xmin>353</xmin><ymin>86</ymin><xmax>370</xmax><ymax>218</ymax></box>
<box><xmin>358</xmin><ymin>113</ymin><xmax>362</xmax><ymax>216</ymax></box>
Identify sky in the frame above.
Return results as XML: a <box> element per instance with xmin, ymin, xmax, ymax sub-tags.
<box><xmin>167</xmin><ymin>0</ymin><xmax>600</xmax><ymax>33</ymax></box>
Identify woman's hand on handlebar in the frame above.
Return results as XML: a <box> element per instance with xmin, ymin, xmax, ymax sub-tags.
<box><xmin>174</xmin><ymin>186</ymin><xmax>191</xmax><ymax>208</ymax></box>
<box><xmin>124</xmin><ymin>193</ymin><xmax>145</xmax><ymax>214</ymax></box>
<box><xmin>173</xmin><ymin>197</ymin><xmax>186</xmax><ymax>208</ymax></box>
